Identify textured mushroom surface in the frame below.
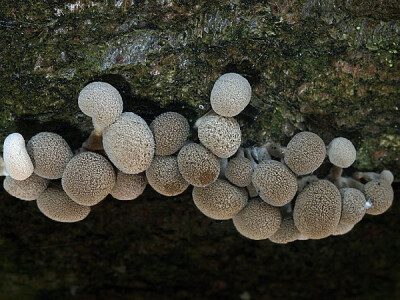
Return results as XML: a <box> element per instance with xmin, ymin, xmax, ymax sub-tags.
<box><xmin>177</xmin><ymin>143</ymin><xmax>220</xmax><ymax>187</ymax></box>
<box><xmin>210</xmin><ymin>73</ymin><xmax>252</xmax><ymax>117</ymax></box>
<box><xmin>192</xmin><ymin>179</ymin><xmax>248</xmax><ymax>220</ymax></box>
<box><xmin>3</xmin><ymin>133</ymin><xmax>34</xmax><ymax>180</ymax></box>
<box><xmin>225</xmin><ymin>157</ymin><xmax>253</xmax><ymax>187</ymax></box>
<box><xmin>146</xmin><ymin>155</ymin><xmax>189</xmax><ymax>196</ymax></box>
<box><xmin>111</xmin><ymin>172</ymin><xmax>147</xmax><ymax>201</ymax></box>
<box><xmin>103</xmin><ymin>112</ymin><xmax>155</xmax><ymax>174</ymax></box>
<box><xmin>78</xmin><ymin>81</ymin><xmax>123</xmax><ymax>128</ymax></box>
<box><xmin>26</xmin><ymin>132</ymin><xmax>73</xmax><ymax>179</ymax></box>
<box><xmin>198</xmin><ymin>113</ymin><xmax>241</xmax><ymax>158</ymax></box>
<box><xmin>333</xmin><ymin>223</ymin><xmax>354</xmax><ymax>236</ymax></box>
<box><xmin>233</xmin><ymin>197</ymin><xmax>281</xmax><ymax>240</ymax></box>
<box><xmin>269</xmin><ymin>218</ymin><xmax>301</xmax><ymax>244</ymax></box>
<box><xmin>252</xmin><ymin>160</ymin><xmax>297</xmax><ymax>207</ymax></box>
<box><xmin>327</xmin><ymin>137</ymin><xmax>357</xmax><ymax>168</ymax></box>
<box><xmin>150</xmin><ymin>112</ymin><xmax>190</xmax><ymax>156</ymax></box>
<box><xmin>339</xmin><ymin>188</ymin><xmax>367</xmax><ymax>226</ymax></box>
<box><xmin>62</xmin><ymin>152</ymin><xmax>116</xmax><ymax>206</ymax></box>
<box><xmin>37</xmin><ymin>187</ymin><xmax>90</xmax><ymax>222</ymax></box>
<box><xmin>284</xmin><ymin>131</ymin><xmax>326</xmax><ymax>175</ymax></box>
<box><xmin>3</xmin><ymin>174</ymin><xmax>48</xmax><ymax>201</ymax></box>
<box><xmin>293</xmin><ymin>180</ymin><xmax>342</xmax><ymax>239</ymax></box>
<box><xmin>364</xmin><ymin>179</ymin><xmax>394</xmax><ymax>215</ymax></box>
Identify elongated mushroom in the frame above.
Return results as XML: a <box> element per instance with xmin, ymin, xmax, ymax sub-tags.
<box><xmin>3</xmin><ymin>133</ymin><xmax>34</xmax><ymax>180</ymax></box>
<box><xmin>111</xmin><ymin>172</ymin><xmax>147</xmax><ymax>201</ymax></box>
<box><xmin>3</xmin><ymin>174</ymin><xmax>49</xmax><ymax>201</ymax></box>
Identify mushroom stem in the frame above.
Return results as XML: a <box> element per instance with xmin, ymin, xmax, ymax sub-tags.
<box><xmin>82</xmin><ymin>120</ymin><xmax>104</xmax><ymax>151</ymax></box>
<box><xmin>353</xmin><ymin>170</ymin><xmax>394</xmax><ymax>185</ymax></box>
<box><xmin>219</xmin><ymin>158</ymin><xmax>228</xmax><ymax>179</ymax></box>
<box><xmin>0</xmin><ymin>155</ymin><xmax>9</xmax><ymax>176</ymax></box>
<box><xmin>244</xmin><ymin>146</ymin><xmax>271</xmax><ymax>168</ymax></box>
<box><xmin>264</xmin><ymin>141</ymin><xmax>286</xmax><ymax>159</ymax></box>
<box><xmin>328</xmin><ymin>166</ymin><xmax>363</xmax><ymax>189</ymax></box>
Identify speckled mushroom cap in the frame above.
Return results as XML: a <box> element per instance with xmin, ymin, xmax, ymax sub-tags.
<box><xmin>26</xmin><ymin>132</ymin><xmax>73</xmax><ymax>179</ymax></box>
<box><xmin>269</xmin><ymin>218</ymin><xmax>301</xmax><ymax>244</ymax></box>
<box><xmin>327</xmin><ymin>137</ymin><xmax>356</xmax><ymax>168</ymax></box>
<box><xmin>192</xmin><ymin>179</ymin><xmax>248</xmax><ymax>220</ymax></box>
<box><xmin>78</xmin><ymin>81</ymin><xmax>123</xmax><ymax>128</ymax></box>
<box><xmin>333</xmin><ymin>223</ymin><xmax>354</xmax><ymax>236</ymax></box>
<box><xmin>146</xmin><ymin>155</ymin><xmax>189</xmax><ymax>196</ymax></box>
<box><xmin>111</xmin><ymin>171</ymin><xmax>147</xmax><ymax>200</ymax></box>
<box><xmin>364</xmin><ymin>179</ymin><xmax>394</xmax><ymax>216</ymax></box>
<box><xmin>233</xmin><ymin>197</ymin><xmax>281</xmax><ymax>240</ymax></box>
<box><xmin>3</xmin><ymin>133</ymin><xmax>34</xmax><ymax>180</ymax></box>
<box><xmin>339</xmin><ymin>188</ymin><xmax>366</xmax><ymax>226</ymax></box>
<box><xmin>37</xmin><ymin>186</ymin><xmax>90</xmax><ymax>223</ymax></box>
<box><xmin>252</xmin><ymin>160</ymin><xmax>297</xmax><ymax>207</ymax></box>
<box><xmin>177</xmin><ymin>143</ymin><xmax>220</xmax><ymax>187</ymax></box>
<box><xmin>62</xmin><ymin>152</ymin><xmax>116</xmax><ymax>206</ymax></box>
<box><xmin>103</xmin><ymin>112</ymin><xmax>155</xmax><ymax>174</ymax></box>
<box><xmin>284</xmin><ymin>131</ymin><xmax>326</xmax><ymax>175</ymax></box>
<box><xmin>210</xmin><ymin>73</ymin><xmax>252</xmax><ymax>117</ymax></box>
<box><xmin>150</xmin><ymin>112</ymin><xmax>190</xmax><ymax>156</ymax></box>
<box><xmin>198</xmin><ymin>113</ymin><xmax>241</xmax><ymax>158</ymax></box>
<box><xmin>293</xmin><ymin>180</ymin><xmax>341</xmax><ymax>239</ymax></box>
<box><xmin>3</xmin><ymin>174</ymin><xmax>48</xmax><ymax>201</ymax></box>
<box><xmin>225</xmin><ymin>157</ymin><xmax>253</xmax><ymax>187</ymax></box>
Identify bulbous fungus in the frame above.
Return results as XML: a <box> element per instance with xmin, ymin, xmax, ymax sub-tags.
<box><xmin>293</xmin><ymin>180</ymin><xmax>341</xmax><ymax>239</ymax></box>
<box><xmin>111</xmin><ymin>171</ymin><xmax>147</xmax><ymax>201</ymax></box>
<box><xmin>37</xmin><ymin>186</ymin><xmax>90</xmax><ymax>223</ymax></box>
<box><xmin>103</xmin><ymin>112</ymin><xmax>155</xmax><ymax>174</ymax></box>
<box><xmin>232</xmin><ymin>197</ymin><xmax>281</xmax><ymax>240</ymax></box>
<box><xmin>26</xmin><ymin>132</ymin><xmax>73</xmax><ymax>179</ymax></box>
<box><xmin>225</xmin><ymin>157</ymin><xmax>253</xmax><ymax>187</ymax></box>
<box><xmin>269</xmin><ymin>218</ymin><xmax>301</xmax><ymax>244</ymax></box>
<box><xmin>327</xmin><ymin>137</ymin><xmax>356</xmax><ymax>168</ymax></box>
<box><xmin>3</xmin><ymin>133</ymin><xmax>34</xmax><ymax>180</ymax></box>
<box><xmin>177</xmin><ymin>143</ymin><xmax>220</xmax><ymax>187</ymax></box>
<box><xmin>198</xmin><ymin>113</ymin><xmax>241</xmax><ymax>158</ymax></box>
<box><xmin>150</xmin><ymin>112</ymin><xmax>190</xmax><ymax>156</ymax></box>
<box><xmin>252</xmin><ymin>160</ymin><xmax>297</xmax><ymax>207</ymax></box>
<box><xmin>284</xmin><ymin>131</ymin><xmax>326</xmax><ymax>175</ymax></box>
<box><xmin>192</xmin><ymin>179</ymin><xmax>248</xmax><ymax>220</ymax></box>
<box><xmin>364</xmin><ymin>179</ymin><xmax>394</xmax><ymax>216</ymax></box>
<box><xmin>210</xmin><ymin>73</ymin><xmax>252</xmax><ymax>117</ymax></box>
<box><xmin>339</xmin><ymin>188</ymin><xmax>367</xmax><ymax>226</ymax></box>
<box><xmin>78</xmin><ymin>81</ymin><xmax>123</xmax><ymax>128</ymax></box>
<box><xmin>146</xmin><ymin>156</ymin><xmax>189</xmax><ymax>196</ymax></box>
<box><xmin>62</xmin><ymin>152</ymin><xmax>116</xmax><ymax>206</ymax></box>
<box><xmin>3</xmin><ymin>174</ymin><xmax>48</xmax><ymax>201</ymax></box>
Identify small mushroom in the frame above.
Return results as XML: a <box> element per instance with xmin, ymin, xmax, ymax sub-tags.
<box><xmin>3</xmin><ymin>174</ymin><xmax>49</xmax><ymax>201</ymax></box>
<box><xmin>353</xmin><ymin>170</ymin><xmax>394</xmax><ymax>185</ymax></box>
<box><xmin>111</xmin><ymin>171</ymin><xmax>147</xmax><ymax>201</ymax></box>
<box><xmin>364</xmin><ymin>179</ymin><xmax>394</xmax><ymax>216</ymax></box>
<box><xmin>269</xmin><ymin>218</ymin><xmax>301</xmax><ymax>244</ymax></box>
<box><xmin>327</xmin><ymin>137</ymin><xmax>357</xmax><ymax>168</ymax></box>
<box><xmin>339</xmin><ymin>188</ymin><xmax>367</xmax><ymax>226</ymax></box>
<box><xmin>225</xmin><ymin>156</ymin><xmax>254</xmax><ymax>187</ymax></box>
<box><xmin>3</xmin><ymin>133</ymin><xmax>34</xmax><ymax>180</ymax></box>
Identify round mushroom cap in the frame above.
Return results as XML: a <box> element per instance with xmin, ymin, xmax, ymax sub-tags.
<box><xmin>339</xmin><ymin>188</ymin><xmax>367</xmax><ymax>226</ymax></box>
<box><xmin>3</xmin><ymin>133</ymin><xmax>34</xmax><ymax>180</ymax></box>
<box><xmin>364</xmin><ymin>179</ymin><xmax>394</xmax><ymax>215</ymax></box>
<box><xmin>192</xmin><ymin>179</ymin><xmax>248</xmax><ymax>220</ymax></box>
<box><xmin>150</xmin><ymin>112</ymin><xmax>190</xmax><ymax>156</ymax></box>
<box><xmin>225</xmin><ymin>157</ymin><xmax>253</xmax><ymax>187</ymax></box>
<box><xmin>177</xmin><ymin>143</ymin><xmax>220</xmax><ymax>187</ymax></box>
<box><xmin>210</xmin><ymin>73</ymin><xmax>252</xmax><ymax>117</ymax></box>
<box><xmin>252</xmin><ymin>160</ymin><xmax>297</xmax><ymax>207</ymax></box>
<box><xmin>198</xmin><ymin>113</ymin><xmax>241</xmax><ymax>158</ymax></box>
<box><xmin>380</xmin><ymin>170</ymin><xmax>394</xmax><ymax>185</ymax></box>
<box><xmin>26</xmin><ymin>132</ymin><xmax>73</xmax><ymax>179</ymax></box>
<box><xmin>78</xmin><ymin>81</ymin><xmax>123</xmax><ymax>128</ymax></box>
<box><xmin>62</xmin><ymin>152</ymin><xmax>116</xmax><ymax>206</ymax></box>
<box><xmin>37</xmin><ymin>187</ymin><xmax>90</xmax><ymax>223</ymax></box>
<box><xmin>327</xmin><ymin>137</ymin><xmax>356</xmax><ymax>168</ymax></box>
<box><xmin>269</xmin><ymin>218</ymin><xmax>301</xmax><ymax>244</ymax></box>
<box><xmin>284</xmin><ymin>131</ymin><xmax>326</xmax><ymax>175</ymax></box>
<box><xmin>146</xmin><ymin>156</ymin><xmax>189</xmax><ymax>196</ymax></box>
<box><xmin>111</xmin><ymin>171</ymin><xmax>147</xmax><ymax>200</ymax></box>
<box><xmin>293</xmin><ymin>180</ymin><xmax>342</xmax><ymax>239</ymax></box>
<box><xmin>333</xmin><ymin>223</ymin><xmax>354</xmax><ymax>236</ymax></box>
<box><xmin>233</xmin><ymin>197</ymin><xmax>281</xmax><ymax>240</ymax></box>
<box><xmin>103</xmin><ymin>112</ymin><xmax>155</xmax><ymax>174</ymax></box>
<box><xmin>3</xmin><ymin>174</ymin><xmax>48</xmax><ymax>201</ymax></box>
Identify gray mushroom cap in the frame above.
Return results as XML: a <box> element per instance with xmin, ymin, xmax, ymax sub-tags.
<box><xmin>3</xmin><ymin>174</ymin><xmax>49</xmax><ymax>201</ymax></box>
<box><xmin>269</xmin><ymin>218</ymin><xmax>301</xmax><ymax>244</ymax></box>
<box><xmin>327</xmin><ymin>137</ymin><xmax>356</xmax><ymax>168</ymax></box>
<box><xmin>225</xmin><ymin>156</ymin><xmax>253</xmax><ymax>187</ymax></box>
<box><xmin>3</xmin><ymin>133</ymin><xmax>34</xmax><ymax>180</ymax></box>
<box><xmin>364</xmin><ymin>179</ymin><xmax>394</xmax><ymax>216</ymax></box>
<box><xmin>339</xmin><ymin>188</ymin><xmax>367</xmax><ymax>226</ymax></box>
<box><xmin>111</xmin><ymin>171</ymin><xmax>147</xmax><ymax>201</ymax></box>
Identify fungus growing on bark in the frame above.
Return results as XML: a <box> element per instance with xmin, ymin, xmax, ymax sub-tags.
<box><xmin>210</xmin><ymin>73</ymin><xmax>252</xmax><ymax>117</ymax></box>
<box><xmin>177</xmin><ymin>143</ymin><xmax>220</xmax><ymax>187</ymax></box>
<box><xmin>26</xmin><ymin>132</ymin><xmax>73</xmax><ymax>179</ymax></box>
<box><xmin>225</xmin><ymin>156</ymin><xmax>254</xmax><ymax>187</ymax></box>
<box><xmin>103</xmin><ymin>112</ymin><xmax>155</xmax><ymax>174</ymax></box>
<box><xmin>232</xmin><ymin>197</ymin><xmax>281</xmax><ymax>240</ymax></box>
<box><xmin>269</xmin><ymin>218</ymin><xmax>301</xmax><ymax>244</ymax></box>
<box><xmin>364</xmin><ymin>179</ymin><xmax>394</xmax><ymax>216</ymax></box>
<box><xmin>3</xmin><ymin>174</ymin><xmax>48</xmax><ymax>201</ymax></box>
<box><xmin>62</xmin><ymin>152</ymin><xmax>116</xmax><ymax>206</ymax></box>
<box><xmin>327</xmin><ymin>137</ymin><xmax>357</xmax><ymax>168</ymax></box>
<box><xmin>111</xmin><ymin>171</ymin><xmax>147</xmax><ymax>201</ymax></box>
<box><xmin>339</xmin><ymin>188</ymin><xmax>367</xmax><ymax>226</ymax></box>
<box><xmin>3</xmin><ymin>133</ymin><xmax>34</xmax><ymax>180</ymax></box>
<box><xmin>192</xmin><ymin>179</ymin><xmax>248</xmax><ymax>220</ymax></box>
<box><xmin>353</xmin><ymin>170</ymin><xmax>394</xmax><ymax>185</ymax></box>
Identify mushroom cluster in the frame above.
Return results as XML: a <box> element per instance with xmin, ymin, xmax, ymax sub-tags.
<box><xmin>0</xmin><ymin>75</ymin><xmax>395</xmax><ymax>244</ymax></box>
